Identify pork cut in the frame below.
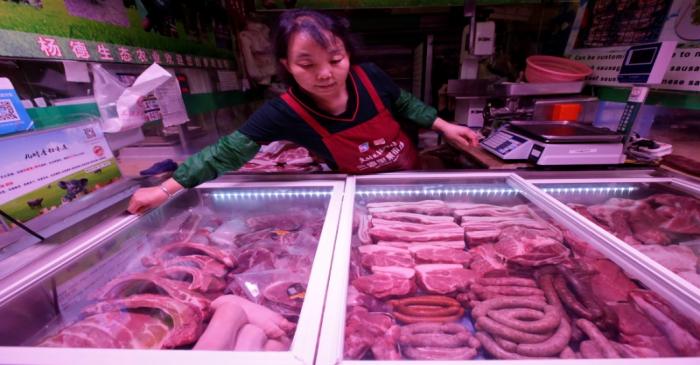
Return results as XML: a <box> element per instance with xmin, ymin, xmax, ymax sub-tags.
<box><xmin>370</xmin><ymin>212</ymin><xmax>455</xmax><ymax>224</ymax></box>
<box><xmin>493</xmin><ymin>226</ymin><xmax>569</xmax><ymax>267</ymax></box>
<box><xmin>415</xmin><ymin>264</ymin><xmax>476</xmax><ymax>294</ymax></box>
<box><xmin>377</xmin><ymin>240</ymin><xmax>465</xmax><ymax>249</ymax></box>
<box><xmin>344</xmin><ymin>306</ymin><xmax>394</xmax><ymax>359</ymax></box>
<box><xmin>370</xmin><ymin>218</ymin><xmax>460</xmax><ymax>232</ymax></box>
<box><xmin>262</xmin><ymin>280</ymin><xmax>306</xmax><ymax>312</ymax></box>
<box><xmin>358</xmin><ymin>245</ymin><xmax>414</xmax><ymax>268</ymax></box>
<box><xmin>351</xmin><ymin>266</ymin><xmax>416</xmax><ymax>299</ymax></box>
<box><xmin>142</xmin><ymin>242</ymin><xmax>236</xmax><ymax>268</ymax></box>
<box><xmin>39</xmin><ymin>311</ymin><xmax>171</xmax><ymax>349</ymax></box>
<box><xmin>367</xmin><ymin>200</ymin><xmax>452</xmax><ymax>216</ymax></box>
<box><xmin>81</xmin><ymin>294</ymin><xmax>204</xmax><ymax>348</ymax></box>
<box><xmin>369</xmin><ymin>226</ymin><xmax>464</xmax><ymax>242</ymax></box>
<box><xmin>148</xmin><ymin>266</ymin><xmax>226</xmax><ymax>293</ymax></box>
<box><xmin>162</xmin><ymin>255</ymin><xmax>229</xmax><ymax>278</ymax></box>
<box><xmin>408</xmin><ymin>245</ymin><xmax>472</xmax><ymax>265</ymax></box>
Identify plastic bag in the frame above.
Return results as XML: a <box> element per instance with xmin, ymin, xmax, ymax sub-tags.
<box><xmin>229</xmin><ymin>269</ymin><xmax>309</xmax><ymax>319</ymax></box>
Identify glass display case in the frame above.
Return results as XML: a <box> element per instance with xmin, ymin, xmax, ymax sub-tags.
<box><xmin>530</xmin><ymin>177</ymin><xmax>700</xmax><ymax>297</ymax></box>
<box><xmin>317</xmin><ymin>172</ymin><xmax>700</xmax><ymax>364</ymax></box>
<box><xmin>0</xmin><ymin>178</ymin><xmax>344</xmax><ymax>365</ymax></box>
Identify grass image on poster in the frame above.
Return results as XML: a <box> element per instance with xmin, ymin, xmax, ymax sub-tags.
<box><xmin>0</xmin><ymin>0</ymin><xmax>233</xmax><ymax>58</ymax></box>
<box><xmin>0</xmin><ymin>158</ymin><xmax>121</xmax><ymax>226</ymax></box>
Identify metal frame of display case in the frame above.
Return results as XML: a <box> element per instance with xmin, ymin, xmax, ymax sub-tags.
<box><xmin>521</xmin><ymin>176</ymin><xmax>700</xmax><ymax>311</ymax></box>
<box><xmin>316</xmin><ymin>171</ymin><xmax>700</xmax><ymax>365</ymax></box>
<box><xmin>0</xmin><ymin>178</ymin><xmax>346</xmax><ymax>365</ymax></box>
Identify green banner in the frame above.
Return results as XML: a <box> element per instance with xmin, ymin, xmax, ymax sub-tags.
<box><xmin>0</xmin><ymin>0</ymin><xmax>235</xmax><ymax>62</ymax></box>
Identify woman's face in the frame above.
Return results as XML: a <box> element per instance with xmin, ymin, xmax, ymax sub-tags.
<box><xmin>281</xmin><ymin>30</ymin><xmax>350</xmax><ymax>99</ymax></box>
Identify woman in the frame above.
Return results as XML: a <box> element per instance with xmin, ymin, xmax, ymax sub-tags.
<box><xmin>128</xmin><ymin>9</ymin><xmax>479</xmax><ymax>214</ymax></box>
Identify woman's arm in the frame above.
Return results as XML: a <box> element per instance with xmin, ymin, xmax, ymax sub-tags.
<box><xmin>393</xmin><ymin>89</ymin><xmax>480</xmax><ymax>151</ymax></box>
<box><xmin>127</xmin><ymin>131</ymin><xmax>260</xmax><ymax>214</ymax></box>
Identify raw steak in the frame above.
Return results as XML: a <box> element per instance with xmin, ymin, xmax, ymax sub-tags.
<box><xmin>161</xmin><ymin>255</ymin><xmax>229</xmax><ymax>278</ymax></box>
<box><xmin>634</xmin><ymin>245</ymin><xmax>698</xmax><ymax>274</ymax></box>
<box><xmin>344</xmin><ymin>306</ymin><xmax>393</xmax><ymax>359</ymax></box>
<box><xmin>647</xmin><ymin>193</ymin><xmax>700</xmax><ymax>235</ymax></box>
<box><xmin>415</xmin><ymin>264</ymin><xmax>476</xmax><ymax>294</ymax></box>
<box><xmin>370</xmin><ymin>218</ymin><xmax>460</xmax><ymax>232</ymax></box>
<box><xmin>358</xmin><ymin>245</ymin><xmax>414</xmax><ymax>268</ymax></box>
<box><xmin>377</xmin><ymin>240</ymin><xmax>465</xmax><ymax>249</ymax></box>
<box><xmin>583</xmin><ymin>259</ymin><xmax>637</xmax><ymax>304</ymax></box>
<box><xmin>368</xmin><ymin>226</ymin><xmax>464</xmax><ymax>242</ymax></box>
<box><xmin>95</xmin><ymin>273</ymin><xmax>211</xmax><ymax>314</ymax></box>
<box><xmin>408</xmin><ymin>245</ymin><xmax>472</xmax><ymax>265</ymax></box>
<box><xmin>469</xmin><ymin>244</ymin><xmax>508</xmax><ymax>277</ymax></box>
<box><xmin>351</xmin><ymin>266</ymin><xmax>416</xmax><ymax>299</ymax></box>
<box><xmin>230</xmin><ymin>247</ymin><xmax>276</xmax><ymax>274</ymax></box>
<box><xmin>371</xmin><ymin>212</ymin><xmax>455</xmax><ymax>224</ymax></box>
<box><xmin>81</xmin><ymin>294</ymin><xmax>204</xmax><ymax>348</ymax></box>
<box><xmin>142</xmin><ymin>242</ymin><xmax>236</xmax><ymax>268</ymax></box>
<box><xmin>263</xmin><ymin>280</ymin><xmax>306</xmax><ymax>311</ymax></box>
<box><xmin>494</xmin><ymin>226</ymin><xmax>569</xmax><ymax>266</ymax></box>
<box><xmin>39</xmin><ymin>311</ymin><xmax>170</xmax><ymax>349</ymax></box>
<box><xmin>148</xmin><ymin>265</ymin><xmax>226</xmax><ymax>293</ymax></box>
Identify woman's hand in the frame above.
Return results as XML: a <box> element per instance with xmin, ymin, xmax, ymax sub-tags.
<box><xmin>432</xmin><ymin>118</ymin><xmax>481</xmax><ymax>152</ymax></box>
<box><xmin>127</xmin><ymin>178</ymin><xmax>183</xmax><ymax>214</ymax></box>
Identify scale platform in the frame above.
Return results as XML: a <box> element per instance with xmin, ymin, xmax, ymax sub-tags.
<box><xmin>480</xmin><ymin>121</ymin><xmax>625</xmax><ymax>166</ymax></box>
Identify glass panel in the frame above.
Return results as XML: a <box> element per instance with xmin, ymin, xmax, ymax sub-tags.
<box><xmin>0</xmin><ymin>186</ymin><xmax>332</xmax><ymax>352</ymax></box>
<box><xmin>537</xmin><ymin>182</ymin><xmax>700</xmax><ymax>289</ymax></box>
<box><xmin>342</xmin><ymin>179</ymin><xmax>699</xmax><ymax>360</ymax></box>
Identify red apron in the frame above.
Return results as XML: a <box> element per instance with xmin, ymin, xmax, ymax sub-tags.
<box><xmin>281</xmin><ymin>66</ymin><xmax>418</xmax><ymax>173</ymax></box>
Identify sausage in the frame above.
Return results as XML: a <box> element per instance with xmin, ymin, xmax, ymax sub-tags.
<box><xmin>576</xmin><ymin>319</ymin><xmax>620</xmax><ymax>358</ymax></box>
<box><xmin>403</xmin><ymin>346</ymin><xmax>478</xmax><ymax>360</ymax></box>
<box><xmin>491</xmin><ymin>308</ymin><xmax>545</xmax><ymax>321</ymax></box>
<box><xmin>475</xmin><ymin>316</ymin><xmax>553</xmax><ymax>344</ymax></box>
<box><xmin>560</xmin><ymin>346</ymin><xmax>576</xmax><ymax>359</ymax></box>
<box><xmin>233</xmin><ymin>324</ymin><xmax>267</xmax><ymax>351</ymax></box>
<box><xmin>493</xmin><ymin>336</ymin><xmax>517</xmax><ymax>352</ymax></box>
<box><xmin>558</xmin><ymin>267</ymin><xmax>602</xmax><ymax>319</ymax></box>
<box><xmin>476</xmin><ymin>277</ymin><xmax>538</xmax><ymax>287</ymax></box>
<box><xmin>516</xmin><ymin>318</ymin><xmax>571</xmax><ymax>357</ymax></box>
<box><xmin>475</xmin><ymin>331</ymin><xmax>534</xmax><ymax>360</ymax></box>
<box><xmin>212</xmin><ymin>295</ymin><xmax>295</xmax><ymax>339</ymax></box>
<box><xmin>394</xmin><ymin>308</ymin><xmax>464</xmax><ymax>323</ymax></box>
<box><xmin>472</xmin><ymin>296</ymin><xmax>547</xmax><ymax>318</ymax></box>
<box><xmin>399</xmin><ymin>333</ymin><xmax>472</xmax><ymax>348</ymax></box>
<box><xmin>553</xmin><ymin>275</ymin><xmax>594</xmax><ymax>319</ymax></box>
<box><xmin>193</xmin><ymin>301</ymin><xmax>248</xmax><ymax>350</ymax></box>
<box><xmin>399</xmin><ymin>304</ymin><xmax>461</xmax><ymax>317</ymax></box>
<box><xmin>391</xmin><ymin>295</ymin><xmax>461</xmax><ymax>307</ymax></box>
<box><xmin>473</xmin><ymin>284</ymin><xmax>545</xmax><ymax>297</ymax></box>
<box><xmin>489</xmin><ymin>305</ymin><xmax>561</xmax><ymax>334</ymax></box>
<box><xmin>580</xmin><ymin>340</ymin><xmax>603</xmax><ymax>359</ymax></box>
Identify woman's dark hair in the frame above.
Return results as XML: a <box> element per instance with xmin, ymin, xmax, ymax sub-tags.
<box><xmin>273</xmin><ymin>9</ymin><xmax>358</xmax><ymax>85</ymax></box>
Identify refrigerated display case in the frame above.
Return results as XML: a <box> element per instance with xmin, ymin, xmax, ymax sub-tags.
<box><xmin>317</xmin><ymin>172</ymin><xmax>700</xmax><ymax>364</ymax></box>
<box><xmin>0</xmin><ymin>178</ymin><xmax>344</xmax><ymax>365</ymax></box>
<box><xmin>526</xmin><ymin>176</ymin><xmax>700</xmax><ymax>301</ymax></box>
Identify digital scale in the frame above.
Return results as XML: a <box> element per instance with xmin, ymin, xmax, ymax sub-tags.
<box><xmin>480</xmin><ymin>41</ymin><xmax>677</xmax><ymax>166</ymax></box>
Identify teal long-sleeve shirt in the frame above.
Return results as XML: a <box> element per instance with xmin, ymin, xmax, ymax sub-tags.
<box><xmin>174</xmin><ymin>63</ymin><xmax>437</xmax><ymax>188</ymax></box>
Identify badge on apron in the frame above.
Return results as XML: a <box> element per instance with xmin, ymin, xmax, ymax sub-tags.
<box><xmin>358</xmin><ymin>142</ymin><xmax>369</xmax><ymax>153</ymax></box>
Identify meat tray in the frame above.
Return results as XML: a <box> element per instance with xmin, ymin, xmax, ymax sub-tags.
<box><xmin>531</xmin><ymin>177</ymin><xmax>700</xmax><ymax>298</ymax></box>
<box><xmin>317</xmin><ymin>172</ymin><xmax>700</xmax><ymax>364</ymax></box>
<box><xmin>0</xmin><ymin>178</ymin><xmax>344</xmax><ymax>365</ymax></box>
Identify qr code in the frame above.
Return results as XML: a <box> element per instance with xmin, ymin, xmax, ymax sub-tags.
<box><xmin>0</xmin><ymin>99</ymin><xmax>20</xmax><ymax>123</ymax></box>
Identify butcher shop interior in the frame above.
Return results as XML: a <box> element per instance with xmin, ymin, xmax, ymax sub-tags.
<box><xmin>1</xmin><ymin>0</ymin><xmax>700</xmax><ymax>364</ymax></box>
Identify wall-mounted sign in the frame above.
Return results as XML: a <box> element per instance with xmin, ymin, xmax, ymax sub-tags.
<box><xmin>0</xmin><ymin>123</ymin><xmax>121</xmax><ymax>228</ymax></box>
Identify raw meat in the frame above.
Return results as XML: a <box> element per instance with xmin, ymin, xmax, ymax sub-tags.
<box><xmin>469</xmin><ymin>244</ymin><xmax>508</xmax><ymax>277</ymax></box>
<box><xmin>262</xmin><ymin>280</ymin><xmax>306</xmax><ymax>311</ymax></box>
<box><xmin>81</xmin><ymin>294</ymin><xmax>204</xmax><ymax>348</ymax></box>
<box><xmin>161</xmin><ymin>255</ymin><xmax>229</xmax><ymax>278</ymax></box>
<box><xmin>209</xmin><ymin>219</ymin><xmax>247</xmax><ymax>247</ymax></box>
<box><xmin>370</xmin><ymin>211</ymin><xmax>455</xmax><ymax>224</ymax></box>
<box><xmin>245</xmin><ymin>212</ymin><xmax>306</xmax><ymax>231</ymax></box>
<box><xmin>358</xmin><ymin>245</ymin><xmax>414</xmax><ymax>268</ymax></box>
<box><xmin>239</xmin><ymin>141</ymin><xmax>322</xmax><ymax>172</ymax></box>
<box><xmin>368</xmin><ymin>226</ymin><xmax>464</xmax><ymax>242</ymax></box>
<box><xmin>39</xmin><ymin>311</ymin><xmax>170</xmax><ymax>349</ymax></box>
<box><xmin>378</xmin><ymin>240</ymin><xmax>465</xmax><ymax>249</ymax></box>
<box><xmin>647</xmin><ymin>194</ymin><xmax>700</xmax><ymax>235</ymax></box>
<box><xmin>193</xmin><ymin>300</ymin><xmax>248</xmax><ymax>350</ymax></box>
<box><xmin>370</xmin><ymin>218</ymin><xmax>460</xmax><ymax>232</ymax></box>
<box><xmin>142</xmin><ymin>242</ymin><xmax>236</xmax><ymax>268</ymax></box>
<box><xmin>415</xmin><ymin>264</ymin><xmax>476</xmax><ymax>294</ymax></box>
<box><xmin>148</xmin><ymin>265</ymin><xmax>226</xmax><ymax>293</ymax></box>
<box><xmin>367</xmin><ymin>200</ymin><xmax>452</xmax><ymax>216</ymax></box>
<box><xmin>95</xmin><ymin>273</ymin><xmax>211</xmax><ymax>314</ymax></box>
<box><xmin>494</xmin><ymin>226</ymin><xmax>570</xmax><ymax>267</ymax></box>
<box><xmin>408</xmin><ymin>245</ymin><xmax>472</xmax><ymax>265</ymax></box>
<box><xmin>352</xmin><ymin>267</ymin><xmax>416</xmax><ymax>299</ymax></box>
<box><xmin>634</xmin><ymin>245</ymin><xmax>698</xmax><ymax>274</ymax></box>
<box><xmin>465</xmin><ymin>230</ymin><xmax>501</xmax><ymax>246</ymax></box>
<box><xmin>583</xmin><ymin>259</ymin><xmax>637</xmax><ymax>304</ymax></box>
<box><xmin>211</xmin><ymin>295</ymin><xmax>295</xmax><ymax>338</ymax></box>
<box><xmin>230</xmin><ymin>247</ymin><xmax>276</xmax><ymax>273</ymax></box>
<box><xmin>344</xmin><ymin>306</ymin><xmax>393</xmax><ymax>359</ymax></box>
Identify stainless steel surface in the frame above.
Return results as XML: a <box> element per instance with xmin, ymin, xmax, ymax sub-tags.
<box><xmin>446</xmin><ymin>78</ymin><xmax>494</xmax><ymax>98</ymax></box>
<box><xmin>494</xmin><ymin>81</ymin><xmax>585</xmax><ymax>96</ymax></box>
<box><xmin>509</xmin><ymin>120</ymin><xmax>623</xmax><ymax>143</ymax></box>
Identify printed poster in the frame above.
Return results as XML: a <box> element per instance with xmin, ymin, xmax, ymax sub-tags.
<box><xmin>0</xmin><ymin>123</ymin><xmax>122</xmax><ymax>229</ymax></box>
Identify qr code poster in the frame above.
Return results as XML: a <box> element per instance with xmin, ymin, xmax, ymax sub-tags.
<box><xmin>0</xmin><ymin>99</ymin><xmax>21</xmax><ymax>124</ymax></box>
<box><xmin>0</xmin><ymin>78</ymin><xmax>34</xmax><ymax>136</ymax></box>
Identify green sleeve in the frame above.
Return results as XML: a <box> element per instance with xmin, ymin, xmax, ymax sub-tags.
<box><xmin>392</xmin><ymin>89</ymin><xmax>438</xmax><ymax>129</ymax></box>
<box><xmin>172</xmin><ymin>131</ymin><xmax>261</xmax><ymax>188</ymax></box>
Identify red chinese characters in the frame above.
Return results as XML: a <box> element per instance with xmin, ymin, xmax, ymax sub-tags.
<box><xmin>118</xmin><ymin>47</ymin><xmax>133</xmax><ymax>63</ymax></box>
<box><xmin>96</xmin><ymin>44</ymin><xmax>113</xmax><ymax>60</ymax></box>
<box><xmin>37</xmin><ymin>36</ymin><xmax>62</xmax><ymax>58</ymax></box>
<box><xmin>69</xmin><ymin>40</ymin><xmax>90</xmax><ymax>59</ymax></box>
<box><xmin>135</xmin><ymin>49</ymin><xmax>148</xmax><ymax>63</ymax></box>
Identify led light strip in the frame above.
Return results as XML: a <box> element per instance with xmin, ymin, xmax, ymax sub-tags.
<box><xmin>540</xmin><ymin>186</ymin><xmax>638</xmax><ymax>194</ymax></box>
<box><xmin>210</xmin><ymin>190</ymin><xmax>331</xmax><ymax>199</ymax></box>
<box><xmin>356</xmin><ymin>188</ymin><xmax>520</xmax><ymax>196</ymax></box>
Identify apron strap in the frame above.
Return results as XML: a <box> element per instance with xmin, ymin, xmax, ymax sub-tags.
<box><xmin>280</xmin><ymin>92</ymin><xmax>331</xmax><ymax>138</ymax></box>
<box><xmin>353</xmin><ymin>65</ymin><xmax>386</xmax><ymax>113</ymax></box>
